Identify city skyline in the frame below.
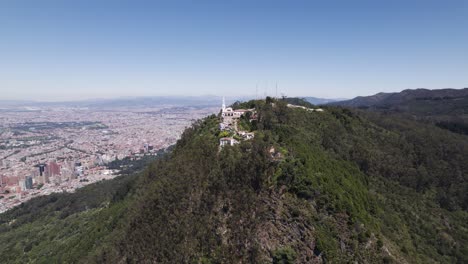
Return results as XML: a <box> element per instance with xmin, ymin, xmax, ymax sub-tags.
<box><xmin>0</xmin><ymin>102</ymin><xmax>218</xmax><ymax>213</ymax></box>
<box><xmin>1</xmin><ymin>0</ymin><xmax>467</xmax><ymax>101</ymax></box>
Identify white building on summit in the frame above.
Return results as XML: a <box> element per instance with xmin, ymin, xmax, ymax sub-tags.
<box><xmin>221</xmin><ymin>97</ymin><xmax>248</xmax><ymax>118</ymax></box>
<box><xmin>219</xmin><ymin>97</ymin><xmax>256</xmax><ymax>148</ymax></box>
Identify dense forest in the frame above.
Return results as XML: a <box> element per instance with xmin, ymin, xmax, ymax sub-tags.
<box><xmin>332</xmin><ymin>88</ymin><xmax>468</xmax><ymax>136</ymax></box>
<box><xmin>0</xmin><ymin>97</ymin><xmax>467</xmax><ymax>263</ymax></box>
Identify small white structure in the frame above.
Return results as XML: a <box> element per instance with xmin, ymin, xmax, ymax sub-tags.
<box><xmin>287</xmin><ymin>104</ymin><xmax>324</xmax><ymax>112</ymax></box>
<box><xmin>238</xmin><ymin>131</ymin><xmax>255</xmax><ymax>140</ymax></box>
<box><xmin>244</xmin><ymin>133</ymin><xmax>254</xmax><ymax>140</ymax></box>
<box><xmin>219</xmin><ymin>137</ymin><xmax>239</xmax><ymax>147</ymax></box>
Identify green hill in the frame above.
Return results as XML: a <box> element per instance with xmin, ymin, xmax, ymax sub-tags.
<box><xmin>332</xmin><ymin>88</ymin><xmax>468</xmax><ymax>135</ymax></box>
<box><xmin>1</xmin><ymin>97</ymin><xmax>467</xmax><ymax>263</ymax></box>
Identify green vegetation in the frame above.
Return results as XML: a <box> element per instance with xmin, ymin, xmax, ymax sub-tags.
<box><xmin>0</xmin><ymin>98</ymin><xmax>467</xmax><ymax>263</ymax></box>
<box><xmin>0</xmin><ymin>174</ymin><xmax>137</xmax><ymax>263</ymax></box>
<box><xmin>218</xmin><ymin>130</ymin><xmax>232</xmax><ymax>138</ymax></box>
<box><xmin>106</xmin><ymin>146</ymin><xmax>171</xmax><ymax>175</ymax></box>
<box><xmin>272</xmin><ymin>247</ymin><xmax>297</xmax><ymax>264</ymax></box>
<box><xmin>335</xmin><ymin>88</ymin><xmax>468</xmax><ymax>136</ymax></box>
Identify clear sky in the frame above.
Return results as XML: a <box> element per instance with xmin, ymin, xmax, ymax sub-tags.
<box><xmin>1</xmin><ymin>0</ymin><xmax>467</xmax><ymax>101</ymax></box>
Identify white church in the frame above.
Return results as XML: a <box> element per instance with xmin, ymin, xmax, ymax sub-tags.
<box><xmin>221</xmin><ymin>97</ymin><xmax>249</xmax><ymax>118</ymax></box>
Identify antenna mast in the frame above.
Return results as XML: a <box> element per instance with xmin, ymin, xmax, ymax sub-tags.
<box><xmin>276</xmin><ymin>82</ymin><xmax>278</xmax><ymax>98</ymax></box>
<box><xmin>256</xmin><ymin>84</ymin><xmax>258</xmax><ymax>100</ymax></box>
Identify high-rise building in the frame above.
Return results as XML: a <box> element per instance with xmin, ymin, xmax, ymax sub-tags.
<box><xmin>47</xmin><ymin>161</ymin><xmax>60</xmax><ymax>176</ymax></box>
<box><xmin>38</xmin><ymin>164</ymin><xmax>46</xmax><ymax>176</ymax></box>
<box><xmin>19</xmin><ymin>181</ymin><xmax>26</xmax><ymax>191</ymax></box>
<box><xmin>25</xmin><ymin>176</ymin><xmax>33</xmax><ymax>189</ymax></box>
<box><xmin>0</xmin><ymin>175</ymin><xmax>5</xmax><ymax>193</ymax></box>
<box><xmin>64</xmin><ymin>160</ymin><xmax>77</xmax><ymax>180</ymax></box>
<box><xmin>37</xmin><ymin>164</ymin><xmax>49</xmax><ymax>183</ymax></box>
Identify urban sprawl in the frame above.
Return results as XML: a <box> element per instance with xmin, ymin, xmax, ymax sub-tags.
<box><xmin>0</xmin><ymin>105</ymin><xmax>217</xmax><ymax>213</ymax></box>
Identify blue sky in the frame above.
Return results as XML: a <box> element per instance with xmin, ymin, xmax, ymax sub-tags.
<box><xmin>0</xmin><ymin>0</ymin><xmax>467</xmax><ymax>101</ymax></box>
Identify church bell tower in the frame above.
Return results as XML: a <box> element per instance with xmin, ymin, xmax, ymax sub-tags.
<box><xmin>222</xmin><ymin>96</ymin><xmax>226</xmax><ymax>111</ymax></box>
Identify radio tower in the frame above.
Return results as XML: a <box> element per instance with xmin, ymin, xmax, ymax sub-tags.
<box><xmin>276</xmin><ymin>82</ymin><xmax>278</xmax><ymax>98</ymax></box>
<box><xmin>256</xmin><ymin>84</ymin><xmax>258</xmax><ymax>100</ymax></box>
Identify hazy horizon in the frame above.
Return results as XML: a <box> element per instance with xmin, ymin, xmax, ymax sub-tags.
<box><xmin>1</xmin><ymin>87</ymin><xmax>468</xmax><ymax>104</ymax></box>
<box><xmin>0</xmin><ymin>93</ymin><xmax>340</xmax><ymax>104</ymax></box>
<box><xmin>1</xmin><ymin>1</ymin><xmax>467</xmax><ymax>101</ymax></box>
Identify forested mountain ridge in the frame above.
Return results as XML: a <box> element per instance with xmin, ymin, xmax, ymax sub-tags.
<box><xmin>0</xmin><ymin>97</ymin><xmax>467</xmax><ymax>263</ymax></box>
<box><xmin>332</xmin><ymin>88</ymin><xmax>468</xmax><ymax>108</ymax></box>
<box><xmin>332</xmin><ymin>88</ymin><xmax>468</xmax><ymax>136</ymax></box>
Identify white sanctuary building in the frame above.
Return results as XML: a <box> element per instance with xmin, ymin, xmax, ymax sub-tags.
<box><xmin>221</xmin><ymin>97</ymin><xmax>249</xmax><ymax>118</ymax></box>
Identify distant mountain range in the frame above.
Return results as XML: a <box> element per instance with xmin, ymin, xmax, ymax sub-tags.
<box><xmin>303</xmin><ymin>96</ymin><xmax>343</xmax><ymax>105</ymax></box>
<box><xmin>331</xmin><ymin>88</ymin><xmax>468</xmax><ymax>109</ymax></box>
<box><xmin>332</xmin><ymin>88</ymin><xmax>468</xmax><ymax>135</ymax></box>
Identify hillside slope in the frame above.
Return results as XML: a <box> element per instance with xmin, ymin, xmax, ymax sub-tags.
<box><xmin>333</xmin><ymin>88</ymin><xmax>468</xmax><ymax>108</ymax></box>
<box><xmin>332</xmin><ymin>88</ymin><xmax>468</xmax><ymax>135</ymax></box>
<box><xmin>1</xmin><ymin>98</ymin><xmax>467</xmax><ymax>263</ymax></box>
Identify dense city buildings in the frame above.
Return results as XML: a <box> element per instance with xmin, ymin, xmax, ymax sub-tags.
<box><xmin>0</xmin><ymin>104</ymin><xmax>217</xmax><ymax>212</ymax></box>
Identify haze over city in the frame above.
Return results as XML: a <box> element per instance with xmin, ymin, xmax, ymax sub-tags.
<box><xmin>1</xmin><ymin>0</ymin><xmax>467</xmax><ymax>101</ymax></box>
